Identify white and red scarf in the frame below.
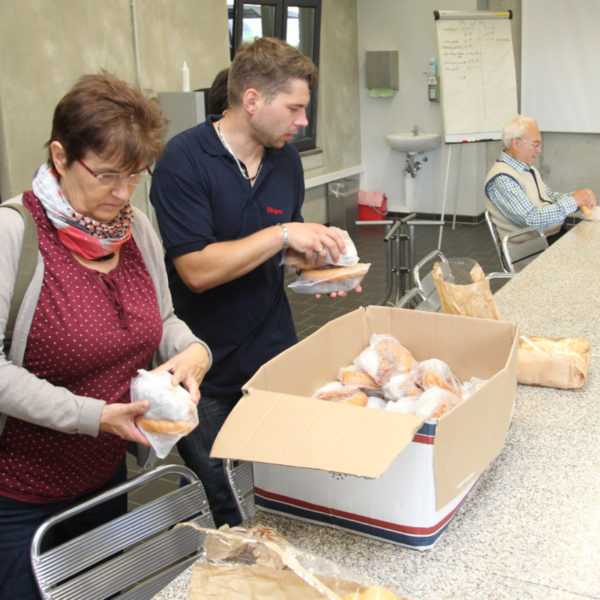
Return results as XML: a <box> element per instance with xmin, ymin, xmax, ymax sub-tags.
<box><xmin>32</xmin><ymin>162</ymin><xmax>133</xmax><ymax>260</ymax></box>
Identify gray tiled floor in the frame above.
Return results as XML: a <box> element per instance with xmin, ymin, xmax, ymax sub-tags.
<box><xmin>127</xmin><ymin>215</ymin><xmax>506</xmax><ymax>507</ymax></box>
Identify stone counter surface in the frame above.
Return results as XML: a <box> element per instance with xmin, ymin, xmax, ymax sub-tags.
<box><xmin>154</xmin><ymin>221</ymin><xmax>600</xmax><ymax>599</ymax></box>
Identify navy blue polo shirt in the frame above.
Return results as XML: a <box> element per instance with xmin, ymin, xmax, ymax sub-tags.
<box><xmin>150</xmin><ymin>117</ymin><xmax>303</xmax><ymax>396</ymax></box>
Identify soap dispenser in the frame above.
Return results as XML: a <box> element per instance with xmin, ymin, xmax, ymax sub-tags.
<box><xmin>427</xmin><ymin>57</ymin><xmax>439</xmax><ymax>102</ymax></box>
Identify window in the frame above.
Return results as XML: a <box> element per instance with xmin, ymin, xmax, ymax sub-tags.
<box><xmin>227</xmin><ymin>0</ymin><xmax>321</xmax><ymax>152</ymax></box>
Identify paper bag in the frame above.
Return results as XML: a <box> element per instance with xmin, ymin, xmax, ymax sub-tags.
<box><xmin>517</xmin><ymin>336</ymin><xmax>590</xmax><ymax>389</ymax></box>
<box><xmin>432</xmin><ymin>258</ymin><xmax>502</xmax><ymax>320</ymax></box>
<box><xmin>189</xmin><ymin>563</ymin><xmax>367</xmax><ymax>600</ymax></box>
<box><xmin>179</xmin><ymin>523</ymin><xmax>407</xmax><ymax>600</ymax></box>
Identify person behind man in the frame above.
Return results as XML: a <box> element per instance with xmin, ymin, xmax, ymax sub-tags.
<box><xmin>205</xmin><ymin>67</ymin><xmax>229</xmax><ymax>115</ymax></box>
<box><xmin>150</xmin><ymin>37</ymin><xmax>357</xmax><ymax>527</ymax></box>
<box><xmin>485</xmin><ymin>115</ymin><xmax>596</xmax><ymax>244</ymax></box>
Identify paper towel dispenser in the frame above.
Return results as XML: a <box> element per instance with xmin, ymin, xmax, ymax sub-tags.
<box><xmin>157</xmin><ymin>91</ymin><xmax>205</xmax><ymax>142</ymax></box>
<box><xmin>365</xmin><ymin>51</ymin><xmax>399</xmax><ymax>90</ymax></box>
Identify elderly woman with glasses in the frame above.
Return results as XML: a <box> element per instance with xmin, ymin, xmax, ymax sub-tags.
<box><xmin>0</xmin><ymin>72</ymin><xmax>211</xmax><ymax>599</ymax></box>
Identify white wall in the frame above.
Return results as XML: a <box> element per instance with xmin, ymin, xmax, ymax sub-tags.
<box><xmin>357</xmin><ymin>0</ymin><xmax>487</xmax><ymax>218</ymax></box>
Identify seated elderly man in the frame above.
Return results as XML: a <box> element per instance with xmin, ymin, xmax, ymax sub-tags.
<box><xmin>485</xmin><ymin>115</ymin><xmax>596</xmax><ymax>244</ymax></box>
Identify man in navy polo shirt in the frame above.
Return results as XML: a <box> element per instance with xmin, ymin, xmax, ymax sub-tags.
<box><xmin>150</xmin><ymin>37</ymin><xmax>357</xmax><ymax>526</ymax></box>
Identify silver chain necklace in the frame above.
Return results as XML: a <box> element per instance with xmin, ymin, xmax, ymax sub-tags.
<box><xmin>216</xmin><ymin>120</ymin><xmax>265</xmax><ymax>181</ymax></box>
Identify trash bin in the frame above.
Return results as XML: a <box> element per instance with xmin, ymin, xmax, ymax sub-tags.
<box><xmin>327</xmin><ymin>175</ymin><xmax>359</xmax><ymax>229</ymax></box>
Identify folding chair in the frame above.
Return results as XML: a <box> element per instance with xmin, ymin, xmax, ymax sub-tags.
<box><xmin>484</xmin><ymin>210</ymin><xmax>511</xmax><ymax>273</ymax></box>
<box><xmin>412</xmin><ymin>249</ymin><xmax>449</xmax><ymax>312</ymax></box>
<box><xmin>224</xmin><ymin>459</ymin><xmax>256</xmax><ymax>521</ymax></box>
<box><xmin>501</xmin><ymin>227</ymin><xmax>548</xmax><ymax>273</ymax></box>
<box><xmin>31</xmin><ymin>464</ymin><xmax>214</xmax><ymax>600</ymax></box>
<box><xmin>395</xmin><ymin>286</ymin><xmax>428</xmax><ymax>310</ymax></box>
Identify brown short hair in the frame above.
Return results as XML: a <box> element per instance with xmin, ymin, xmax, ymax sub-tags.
<box><xmin>206</xmin><ymin>68</ymin><xmax>230</xmax><ymax>115</ymax></box>
<box><xmin>47</xmin><ymin>71</ymin><xmax>167</xmax><ymax>171</ymax></box>
<box><xmin>228</xmin><ymin>37</ymin><xmax>318</xmax><ymax>107</ymax></box>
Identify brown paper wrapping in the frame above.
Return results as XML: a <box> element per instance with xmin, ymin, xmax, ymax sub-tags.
<box><xmin>517</xmin><ymin>336</ymin><xmax>590</xmax><ymax>389</ymax></box>
<box><xmin>188</xmin><ymin>563</ymin><xmax>366</xmax><ymax>600</ymax></box>
<box><xmin>179</xmin><ymin>523</ymin><xmax>366</xmax><ymax>599</ymax></box>
<box><xmin>178</xmin><ymin>523</ymin><xmax>407</xmax><ymax>600</ymax></box>
<box><xmin>432</xmin><ymin>261</ymin><xmax>502</xmax><ymax>320</ymax></box>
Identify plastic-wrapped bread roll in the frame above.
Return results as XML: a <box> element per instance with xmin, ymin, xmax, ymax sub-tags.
<box><xmin>284</xmin><ymin>227</ymin><xmax>359</xmax><ymax>269</ymax></box>
<box><xmin>354</xmin><ymin>334</ymin><xmax>415</xmax><ymax>386</ymax></box>
<box><xmin>131</xmin><ymin>369</ymin><xmax>199</xmax><ymax>458</ymax></box>
<box><xmin>412</xmin><ymin>387</ymin><xmax>462</xmax><ymax>420</ymax></box>
<box><xmin>337</xmin><ymin>365</ymin><xmax>380</xmax><ymax>391</ymax></box>
<box><xmin>288</xmin><ymin>263</ymin><xmax>370</xmax><ymax>295</ymax></box>
<box><xmin>414</xmin><ymin>358</ymin><xmax>463</xmax><ymax>397</ymax></box>
<box><xmin>517</xmin><ymin>336</ymin><xmax>590</xmax><ymax>389</ymax></box>
<box><xmin>313</xmin><ymin>382</ymin><xmax>368</xmax><ymax>406</ymax></box>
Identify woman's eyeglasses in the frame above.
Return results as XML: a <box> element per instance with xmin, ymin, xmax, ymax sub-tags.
<box><xmin>78</xmin><ymin>159</ymin><xmax>152</xmax><ymax>187</ymax></box>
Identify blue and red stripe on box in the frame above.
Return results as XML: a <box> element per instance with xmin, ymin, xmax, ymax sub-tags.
<box><xmin>254</xmin><ymin>422</ymin><xmax>466</xmax><ymax>548</ymax></box>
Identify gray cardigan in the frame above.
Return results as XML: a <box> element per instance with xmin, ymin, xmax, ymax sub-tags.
<box><xmin>0</xmin><ymin>195</ymin><xmax>211</xmax><ymax>438</ymax></box>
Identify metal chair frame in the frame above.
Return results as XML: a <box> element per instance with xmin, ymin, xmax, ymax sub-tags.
<box><xmin>412</xmin><ymin>249</ymin><xmax>449</xmax><ymax>312</ymax></box>
<box><xmin>355</xmin><ymin>213</ymin><xmax>444</xmax><ymax>306</ymax></box>
<box><xmin>224</xmin><ymin>459</ymin><xmax>256</xmax><ymax>521</ymax></box>
<box><xmin>484</xmin><ymin>210</ymin><xmax>511</xmax><ymax>273</ymax></box>
<box><xmin>395</xmin><ymin>286</ymin><xmax>429</xmax><ymax>310</ymax></box>
<box><xmin>31</xmin><ymin>464</ymin><xmax>215</xmax><ymax>600</ymax></box>
<box><xmin>501</xmin><ymin>227</ymin><xmax>548</xmax><ymax>273</ymax></box>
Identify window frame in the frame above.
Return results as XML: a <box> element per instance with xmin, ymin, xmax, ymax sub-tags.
<box><xmin>229</xmin><ymin>0</ymin><xmax>321</xmax><ymax>152</ymax></box>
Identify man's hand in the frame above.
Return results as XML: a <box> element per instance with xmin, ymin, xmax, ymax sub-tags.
<box><xmin>284</xmin><ymin>223</ymin><xmax>347</xmax><ymax>265</ymax></box>
<box><xmin>572</xmin><ymin>188</ymin><xmax>596</xmax><ymax>210</ymax></box>
<box><xmin>316</xmin><ymin>284</ymin><xmax>363</xmax><ymax>300</ymax></box>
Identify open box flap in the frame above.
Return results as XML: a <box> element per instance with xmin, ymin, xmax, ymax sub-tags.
<box><xmin>211</xmin><ymin>389</ymin><xmax>425</xmax><ymax>479</ymax></box>
<box><xmin>432</xmin><ymin>323</ymin><xmax>519</xmax><ymax>509</ymax></box>
<box><xmin>212</xmin><ymin>306</ymin><xmax>519</xmax><ymax>501</ymax></box>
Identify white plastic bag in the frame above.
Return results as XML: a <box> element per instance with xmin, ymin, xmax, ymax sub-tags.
<box><xmin>288</xmin><ymin>263</ymin><xmax>370</xmax><ymax>295</ymax></box>
<box><xmin>131</xmin><ymin>369</ymin><xmax>199</xmax><ymax>459</ymax></box>
<box><xmin>323</xmin><ymin>227</ymin><xmax>359</xmax><ymax>266</ymax></box>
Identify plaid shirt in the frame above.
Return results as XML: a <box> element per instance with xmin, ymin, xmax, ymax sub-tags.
<box><xmin>485</xmin><ymin>152</ymin><xmax>577</xmax><ymax>230</ymax></box>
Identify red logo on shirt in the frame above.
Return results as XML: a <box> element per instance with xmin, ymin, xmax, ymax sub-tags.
<box><xmin>267</xmin><ymin>206</ymin><xmax>283</xmax><ymax>215</ymax></box>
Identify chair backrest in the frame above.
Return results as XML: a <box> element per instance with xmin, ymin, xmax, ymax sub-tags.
<box><xmin>484</xmin><ymin>210</ymin><xmax>510</xmax><ymax>273</ymax></box>
<box><xmin>395</xmin><ymin>286</ymin><xmax>439</xmax><ymax>311</ymax></box>
<box><xmin>501</xmin><ymin>226</ymin><xmax>548</xmax><ymax>273</ymax></box>
<box><xmin>412</xmin><ymin>249</ymin><xmax>448</xmax><ymax>312</ymax></box>
<box><xmin>224</xmin><ymin>459</ymin><xmax>256</xmax><ymax>521</ymax></box>
<box><xmin>396</xmin><ymin>287</ymin><xmax>427</xmax><ymax>309</ymax></box>
<box><xmin>31</xmin><ymin>464</ymin><xmax>215</xmax><ymax>600</ymax></box>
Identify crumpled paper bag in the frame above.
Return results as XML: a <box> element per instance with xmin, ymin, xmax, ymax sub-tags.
<box><xmin>177</xmin><ymin>523</ymin><xmax>403</xmax><ymax>600</ymax></box>
<box><xmin>432</xmin><ymin>258</ymin><xmax>502</xmax><ymax>320</ymax></box>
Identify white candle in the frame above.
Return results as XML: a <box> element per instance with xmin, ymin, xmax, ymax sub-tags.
<box><xmin>182</xmin><ymin>61</ymin><xmax>190</xmax><ymax>92</ymax></box>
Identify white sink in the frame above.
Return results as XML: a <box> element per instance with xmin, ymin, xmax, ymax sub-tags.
<box><xmin>385</xmin><ymin>132</ymin><xmax>441</xmax><ymax>153</ymax></box>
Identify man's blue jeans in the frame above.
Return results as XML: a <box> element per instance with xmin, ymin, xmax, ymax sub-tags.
<box><xmin>177</xmin><ymin>392</ymin><xmax>242</xmax><ymax>527</ymax></box>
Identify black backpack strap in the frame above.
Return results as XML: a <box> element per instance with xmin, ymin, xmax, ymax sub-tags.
<box><xmin>1</xmin><ymin>203</ymin><xmax>38</xmax><ymax>355</ymax></box>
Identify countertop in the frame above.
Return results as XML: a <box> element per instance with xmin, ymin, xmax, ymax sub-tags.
<box><xmin>154</xmin><ymin>220</ymin><xmax>600</xmax><ymax>600</ymax></box>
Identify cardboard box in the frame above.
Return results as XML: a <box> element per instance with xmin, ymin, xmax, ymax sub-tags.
<box><xmin>212</xmin><ymin>307</ymin><xmax>519</xmax><ymax>549</ymax></box>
